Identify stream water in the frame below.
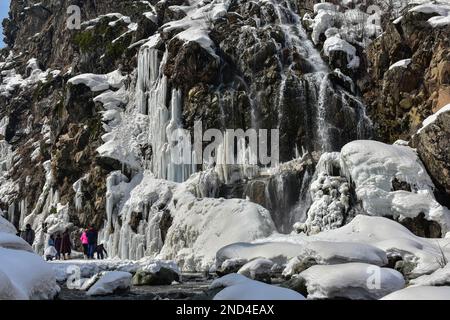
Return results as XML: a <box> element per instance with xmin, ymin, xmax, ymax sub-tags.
<box><xmin>57</xmin><ymin>273</ymin><xmax>214</xmax><ymax>300</ymax></box>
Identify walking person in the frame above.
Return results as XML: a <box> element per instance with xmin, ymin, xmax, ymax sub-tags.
<box><xmin>86</xmin><ymin>226</ymin><xmax>98</xmax><ymax>259</ymax></box>
<box><xmin>20</xmin><ymin>224</ymin><xmax>35</xmax><ymax>246</ymax></box>
<box><xmin>61</xmin><ymin>229</ymin><xmax>72</xmax><ymax>260</ymax></box>
<box><xmin>54</xmin><ymin>233</ymin><xmax>62</xmax><ymax>260</ymax></box>
<box><xmin>95</xmin><ymin>243</ymin><xmax>108</xmax><ymax>260</ymax></box>
<box><xmin>80</xmin><ymin>228</ymin><xmax>89</xmax><ymax>259</ymax></box>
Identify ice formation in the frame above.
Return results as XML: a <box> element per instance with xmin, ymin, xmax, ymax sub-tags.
<box><xmin>98</xmin><ymin>170</ymin><xmax>276</xmax><ymax>271</ymax></box>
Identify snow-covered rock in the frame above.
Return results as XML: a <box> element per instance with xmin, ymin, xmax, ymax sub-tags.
<box><xmin>0</xmin><ymin>216</ymin><xmax>59</xmax><ymax>299</ymax></box>
<box><xmin>68</xmin><ymin>70</ymin><xmax>125</xmax><ymax>92</ymax></box>
<box><xmin>324</xmin><ymin>36</ymin><xmax>360</xmax><ymax>69</ymax></box>
<box><xmin>417</xmin><ymin>103</ymin><xmax>450</xmax><ymax>134</ymax></box>
<box><xmin>410</xmin><ymin>3</ymin><xmax>450</xmax><ymax>28</ymax></box>
<box><xmin>298</xmin><ymin>263</ymin><xmax>405</xmax><ymax>300</ymax></box>
<box><xmin>312</xmin><ymin>215</ymin><xmax>450</xmax><ymax>278</ymax></box>
<box><xmin>340</xmin><ymin>140</ymin><xmax>450</xmax><ymax>233</ymax></box>
<box><xmin>381</xmin><ymin>286</ymin><xmax>450</xmax><ymax>300</ymax></box>
<box><xmin>216</xmin><ymin>242</ymin><xmax>304</xmax><ymax>268</ymax></box>
<box><xmin>86</xmin><ymin>271</ymin><xmax>132</xmax><ymax>296</ymax></box>
<box><xmin>282</xmin><ymin>241</ymin><xmax>388</xmax><ymax>277</ymax></box>
<box><xmin>237</xmin><ymin>258</ymin><xmax>275</xmax><ymax>282</ymax></box>
<box><xmin>0</xmin><ymin>247</ymin><xmax>60</xmax><ymax>300</ymax></box>
<box><xmin>389</xmin><ymin>58</ymin><xmax>412</xmax><ymax>71</ymax></box>
<box><xmin>211</xmin><ymin>273</ymin><xmax>305</xmax><ymax>300</ymax></box>
<box><xmin>217</xmin><ymin>238</ymin><xmax>387</xmax><ymax>279</ymax></box>
<box><xmin>409</xmin><ymin>263</ymin><xmax>450</xmax><ymax>287</ymax></box>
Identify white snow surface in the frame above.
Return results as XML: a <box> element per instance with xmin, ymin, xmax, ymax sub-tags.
<box><xmin>298</xmin><ymin>262</ymin><xmax>405</xmax><ymax>300</ymax></box>
<box><xmin>86</xmin><ymin>271</ymin><xmax>132</xmax><ymax>296</ymax></box>
<box><xmin>68</xmin><ymin>70</ymin><xmax>125</xmax><ymax>92</ymax></box>
<box><xmin>417</xmin><ymin>103</ymin><xmax>450</xmax><ymax>134</ymax></box>
<box><xmin>211</xmin><ymin>273</ymin><xmax>305</xmax><ymax>300</ymax></box>
<box><xmin>389</xmin><ymin>58</ymin><xmax>412</xmax><ymax>71</ymax></box>
<box><xmin>381</xmin><ymin>285</ymin><xmax>450</xmax><ymax>300</ymax></box>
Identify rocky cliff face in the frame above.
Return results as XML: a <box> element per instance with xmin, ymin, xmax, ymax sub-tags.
<box><xmin>0</xmin><ymin>0</ymin><xmax>449</xmax><ymax>270</ymax></box>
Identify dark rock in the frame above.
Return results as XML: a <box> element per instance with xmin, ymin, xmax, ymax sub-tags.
<box><xmin>132</xmin><ymin>267</ymin><xmax>180</xmax><ymax>286</ymax></box>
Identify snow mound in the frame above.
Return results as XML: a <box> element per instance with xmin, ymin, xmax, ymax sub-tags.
<box><xmin>0</xmin><ymin>215</ymin><xmax>17</xmax><ymax>234</ymax></box>
<box><xmin>312</xmin><ymin>215</ymin><xmax>450</xmax><ymax>278</ymax></box>
<box><xmin>340</xmin><ymin>140</ymin><xmax>450</xmax><ymax>233</ymax></box>
<box><xmin>216</xmin><ymin>242</ymin><xmax>305</xmax><ymax>268</ymax></box>
<box><xmin>0</xmin><ymin>247</ymin><xmax>59</xmax><ymax>299</ymax></box>
<box><xmin>298</xmin><ymin>263</ymin><xmax>405</xmax><ymax>300</ymax></box>
<box><xmin>159</xmin><ymin>182</ymin><xmax>276</xmax><ymax>271</ymax></box>
<box><xmin>0</xmin><ymin>232</ymin><xmax>33</xmax><ymax>252</ymax></box>
<box><xmin>211</xmin><ymin>273</ymin><xmax>305</xmax><ymax>300</ymax></box>
<box><xmin>86</xmin><ymin>271</ymin><xmax>132</xmax><ymax>296</ymax></box>
<box><xmin>381</xmin><ymin>286</ymin><xmax>450</xmax><ymax>300</ymax></box>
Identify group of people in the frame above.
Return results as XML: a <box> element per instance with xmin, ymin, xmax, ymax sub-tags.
<box><xmin>45</xmin><ymin>229</ymin><xmax>72</xmax><ymax>261</ymax></box>
<box><xmin>80</xmin><ymin>226</ymin><xmax>107</xmax><ymax>260</ymax></box>
<box><xmin>20</xmin><ymin>224</ymin><xmax>108</xmax><ymax>261</ymax></box>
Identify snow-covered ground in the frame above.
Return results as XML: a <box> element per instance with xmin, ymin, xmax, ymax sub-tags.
<box><xmin>49</xmin><ymin>257</ymin><xmax>180</xmax><ymax>282</ymax></box>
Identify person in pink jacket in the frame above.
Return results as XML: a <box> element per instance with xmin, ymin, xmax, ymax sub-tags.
<box><xmin>80</xmin><ymin>229</ymin><xmax>89</xmax><ymax>259</ymax></box>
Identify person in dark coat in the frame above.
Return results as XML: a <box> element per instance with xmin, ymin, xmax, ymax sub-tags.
<box><xmin>54</xmin><ymin>234</ymin><xmax>62</xmax><ymax>260</ymax></box>
<box><xmin>86</xmin><ymin>226</ymin><xmax>98</xmax><ymax>259</ymax></box>
<box><xmin>61</xmin><ymin>229</ymin><xmax>72</xmax><ymax>260</ymax></box>
<box><xmin>20</xmin><ymin>224</ymin><xmax>35</xmax><ymax>246</ymax></box>
<box><xmin>95</xmin><ymin>243</ymin><xmax>108</xmax><ymax>260</ymax></box>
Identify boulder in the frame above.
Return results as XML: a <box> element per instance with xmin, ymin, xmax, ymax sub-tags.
<box><xmin>86</xmin><ymin>271</ymin><xmax>132</xmax><ymax>296</ymax></box>
<box><xmin>132</xmin><ymin>267</ymin><xmax>180</xmax><ymax>286</ymax></box>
